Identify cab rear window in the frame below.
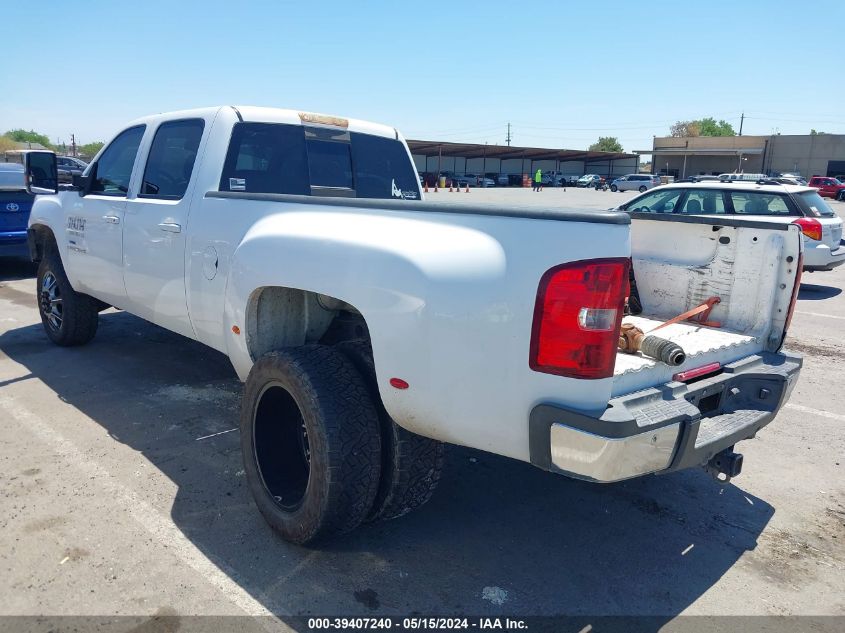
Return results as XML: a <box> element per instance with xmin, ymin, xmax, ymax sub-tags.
<box><xmin>219</xmin><ymin>122</ymin><xmax>420</xmax><ymax>200</ymax></box>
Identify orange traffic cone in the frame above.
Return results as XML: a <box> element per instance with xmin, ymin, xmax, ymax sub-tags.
<box><xmin>424</xmin><ymin>182</ymin><xmax>429</xmax><ymax>193</ymax></box>
<box><xmin>434</xmin><ymin>184</ymin><xmax>438</xmax><ymax>192</ymax></box>
<box><xmin>449</xmin><ymin>184</ymin><xmax>453</xmax><ymax>192</ymax></box>
<box><xmin>465</xmin><ymin>183</ymin><xmax>470</xmax><ymax>193</ymax></box>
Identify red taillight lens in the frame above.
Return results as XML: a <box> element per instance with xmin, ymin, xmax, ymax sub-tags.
<box><xmin>792</xmin><ymin>217</ymin><xmax>823</xmax><ymax>241</ymax></box>
<box><xmin>529</xmin><ymin>258</ymin><xmax>629</xmax><ymax>379</ymax></box>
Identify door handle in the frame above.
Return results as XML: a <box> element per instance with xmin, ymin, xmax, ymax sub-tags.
<box><xmin>102</xmin><ymin>215</ymin><xmax>120</xmax><ymax>224</ymax></box>
<box><xmin>158</xmin><ymin>222</ymin><xmax>182</xmax><ymax>234</ymax></box>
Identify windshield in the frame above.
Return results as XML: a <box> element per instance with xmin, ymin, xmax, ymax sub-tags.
<box><xmin>798</xmin><ymin>191</ymin><xmax>836</xmax><ymax>217</ymax></box>
<box><xmin>0</xmin><ymin>163</ymin><xmax>25</xmax><ymax>190</ymax></box>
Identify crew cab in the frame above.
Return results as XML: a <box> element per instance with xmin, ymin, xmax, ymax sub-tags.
<box><xmin>807</xmin><ymin>176</ymin><xmax>845</xmax><ymax>200</ymax></box>
<box><xmin>616</xmin><ymin>181</ymin><xmax>845</xmax><ymax>272</ymax></box>
<box><xmin>24</xmin><ymin>106</ymin><xmax>803</xmax><ymax>544</ymax></box>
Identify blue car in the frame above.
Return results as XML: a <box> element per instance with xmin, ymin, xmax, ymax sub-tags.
<box><xmin>0</xmin><ymin>162</ymin><xmax>34</xmax><ymax>259</ymax></box>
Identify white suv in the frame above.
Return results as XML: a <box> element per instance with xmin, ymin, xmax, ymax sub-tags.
<box><xmin>618</xmin><ymin>182</ymin><xmax>845</xmax><ymax>272</ymax></box>
<box><xmin>610</xmin><ymin>174</ymin><xmax>661</xmax><ymax>193</ymax></box>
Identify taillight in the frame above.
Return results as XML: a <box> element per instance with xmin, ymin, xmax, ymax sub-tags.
<box><xmin>792</xmin><ymin>217</ymin><xmax>822</xmax><ymax>241</ymax></box>
<box><xmin>529</xmin><ymin>258</ymin><xmax>629</xmax><ymax>379</ymax></box>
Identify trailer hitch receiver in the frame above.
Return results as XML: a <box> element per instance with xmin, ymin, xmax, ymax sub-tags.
<box><xmin>706</xmin><ymin>447</ymin><xmax>743</xmax><ymax>483</ymax></box>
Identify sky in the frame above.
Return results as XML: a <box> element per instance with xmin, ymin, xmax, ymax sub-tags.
<box><xmin>2</xmin><ymin>0</ymin><xmax>844</xmax><ymax>156</ymax></box>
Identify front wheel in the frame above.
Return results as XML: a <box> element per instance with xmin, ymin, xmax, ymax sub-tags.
<box><xmin>36</xmin><ymin>251</ymin><xmax>99</xmax><ymax>346</ymax></box>
<box><xmin>240</xmin><ymin>345</ymin><xmax>382</xmax><ymax>544</ymax></box>
<box><xmin>638</xmin><ymin>185</ymin><xmax>647</xmax><ymax>192</ymax></box>
<box><xmin>610</xmin><ymin>184</ymin><xmax>618</xmax><ymax>192</ymax></box>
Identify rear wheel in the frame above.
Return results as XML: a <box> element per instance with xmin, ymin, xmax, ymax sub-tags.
<box><xmin>36</xmin><ymin>250</ymin><xmax>99</xmax><ymax>346</ymax></box>
<box><xmin>240</xmin><ymin>345</ymin><xmax>382</xmax><ymax>544</ymax></box>
<box><xmin>638</xmin><ymin>185</ymin><xmax>647</xmax><ymax>192</ymax></box>
<box><xmin>336</xmin><ymin>340</ymin><xmax>444</xmax><ymax>521</ymax></box>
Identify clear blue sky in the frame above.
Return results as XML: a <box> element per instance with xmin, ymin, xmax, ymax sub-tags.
<box><xmin>2</xmin><ymin>0</ymin><xmax>843</xmax><ymax>154</ymax></box>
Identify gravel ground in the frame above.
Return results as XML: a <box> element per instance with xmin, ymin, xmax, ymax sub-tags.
<box><xmin>0</xmin><ymin>191</ymin><xmax>843</xmax><ymax>630</ymax></box>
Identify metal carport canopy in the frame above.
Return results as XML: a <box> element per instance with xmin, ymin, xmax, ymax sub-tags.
<box><xmin>407</xmin><ymin>140</ymin><xmax>635</xmax><ymax>162</ymax></box>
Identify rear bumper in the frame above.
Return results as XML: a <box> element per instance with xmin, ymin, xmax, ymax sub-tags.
<box><xmin>803</xmin><ymin>243</ymin><xmax>845</xmax><ymax>271</ymax></box>
<box><xmin>529</xmin><ymin>352</ymin><xmax>802</xmax><ymax>482</ymax></box>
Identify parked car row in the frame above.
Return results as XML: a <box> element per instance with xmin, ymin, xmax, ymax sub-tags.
<box><xmin>419</xmin><ymin>171</ymin><xmax>657</xmax><ymax>188</ymax></box>
<box><xmin>614</xmin><ymin>180</ymin><xmax>845</xmax><ymax>272</ymax></box>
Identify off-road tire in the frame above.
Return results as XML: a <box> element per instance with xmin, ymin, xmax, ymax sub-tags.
<box><xmin>36</xmin><ymin>249</ymin><xmax>99</xmax><ymax>346</ymax></box>
<box><xmin>336</xmin><ymin>340</ymin><xmax>445</xmax><ymax>522</ymax></box>
<box><xmin>240</xmin><ymin>345</ymin><xmax>382</xmax><ymax>544</ymax></box>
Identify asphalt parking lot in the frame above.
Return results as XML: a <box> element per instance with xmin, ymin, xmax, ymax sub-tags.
<box><xmin>1</xmin><ymin>188</ymin><xmax>843</xmax><ymax>628</ymax></box>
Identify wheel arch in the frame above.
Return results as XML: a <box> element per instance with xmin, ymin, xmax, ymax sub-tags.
<box><xmin>243</xmin><ymin>285</ymin><xmax>369</xmax><ymax>363</ymax></box>
<box><xmin>27</xmin><ymin>223</ymin><xmax>58</xmax><ymax>263</ymax></box>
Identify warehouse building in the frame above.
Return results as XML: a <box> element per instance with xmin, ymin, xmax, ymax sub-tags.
<box><xmin>407</xmin><ymin>140</ymin><xmax>638</xmax><ymax>184</ymax></box>
<box><xmin>646</xmin><ymin>134</ymin><xmax>845</xmax><ymax>179</ymax></box>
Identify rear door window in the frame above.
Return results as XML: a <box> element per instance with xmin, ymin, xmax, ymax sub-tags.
<box><xmin>680</xmin><ymin>190</ymin><xmax>726</xmax><ymax>214</ymax></box>
<box><xmin>140</xmin><ymin>119</ymin><xmax>205</xmax><ymax>200</ymax></box>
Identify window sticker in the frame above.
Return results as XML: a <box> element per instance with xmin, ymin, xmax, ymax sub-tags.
<box><xmin>391</xmin><ymin>178</ymin><xmax>417</xmax><ymax>200</ymax></box>
<box><xmin>229</xmin><ymin>177</ymin><xmax>246</xmax><ymax>191</ymax></box>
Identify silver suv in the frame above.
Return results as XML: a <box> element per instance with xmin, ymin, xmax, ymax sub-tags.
<box><xmin>610</xmin><ymin>174</ymin><xmax>660</xmax><ymax>192</ymax></box>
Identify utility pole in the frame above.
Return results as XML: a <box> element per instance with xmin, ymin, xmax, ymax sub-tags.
<box><xmin>739</xmin><ymin>112</ymin><xmax>744</xmax><ymax>136</ymax></box>
<box><xmin>506</xmin><ymin>122</ymin><xmax>511</xmax><ymax>147</ymax></box>
<box><xmin>70</xmin><ymin>134</ymin><xmax>77</xmax><ymax>157</ymax></box>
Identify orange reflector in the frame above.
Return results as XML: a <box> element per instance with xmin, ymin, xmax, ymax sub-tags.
<box><xmin>298</xmin><ymin>112</ymin><xmax>349</xmax><ymax>128</ymax></box>
<box><xmin>231</xmin><ymin>325</ymin><xmax>241</xmax><ymax>335</ymax></box>
<box><xmin>673</xmin><ymin>362</ymin><xmax>720</xmax><ymax>382</ymax></box>
<box><xmin>389</xmin><ymin>378</ymin><xmax>409</xmax><ymax>390</ymax></box>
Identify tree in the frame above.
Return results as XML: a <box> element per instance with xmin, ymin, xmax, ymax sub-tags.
<box><xmin>810</xmin><ymin>129</ymin><xmax>826</xmax><ymax>135</ymax></box>
<box><xmin>670</xmin><ymin>120</ymin><xmax>700</xmax><ymax>137</ymax></box>
<box><xmin>3</xmin><ymin>129</ymin><xmax>54</xmax><ymax>149</ymax></box>
<box><xmin>0</xmin><ymin>136</ymin><xmax>18</xmax><ymax>154</ymax></box>
<box><xmin>697</xmin><ymin>117</ymin><xmax>736</xmax><ymax>136</ymax></box>
<box><xmin>589</xmin><ymin>136</ymin><xmax>623</xmax><ymax>152</ymax></box>
<box><xmin>78</xmin><ymin>141</ymin><xmax>104</xmax><ymax>158</ymax></box>
<box><xmin>670</xmin><ymin>118</ymin><xmax>736</xmax><ymax>137</ymax></box>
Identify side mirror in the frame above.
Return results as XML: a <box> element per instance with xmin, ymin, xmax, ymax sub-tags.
<box><xmin>25</xmin><ymin>152</ymin><xmax>59</xmax><ymax>194</ymax></box>
<box><xmin>72</xmin><ymin>172</ymin><xmax>91</xmax><ymax>193</ymax></box>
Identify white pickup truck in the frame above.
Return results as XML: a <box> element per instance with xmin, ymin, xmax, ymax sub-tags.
<box><xmin>23</xmin><ymin>106</ymin><xmax>803</xmax><ymax>544</ymax></box>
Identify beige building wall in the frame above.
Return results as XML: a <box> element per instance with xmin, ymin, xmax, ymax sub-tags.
<box><xmin>651</xmin><ymin>134</ymin><xmax>845</xmax><ymax>178</ymax></box>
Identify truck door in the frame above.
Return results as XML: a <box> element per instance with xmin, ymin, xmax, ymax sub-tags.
<box><xmin>67</xmin><ymin>125</ymin><xmax>145</xmax><ymax>305</ymax></box>
<box><xmin>122</xmin><ymin>118</ymin><xmax>207</xmax><ymax>338</ymax></box>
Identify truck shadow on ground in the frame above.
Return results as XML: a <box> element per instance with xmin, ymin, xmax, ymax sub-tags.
<box><xmin>0</xmin><ymin>257</ymin><xmax>37</xmax><ymax>282</ymax></box>
<box><xmin>798</xmin><ymin>283</ymin><xmax>842</xmax><ymax>300</ymax></box>
<box><xmin>0</xmin><ymin>311</ymin><xmax>775</xmax><ymax>625</ymax></box>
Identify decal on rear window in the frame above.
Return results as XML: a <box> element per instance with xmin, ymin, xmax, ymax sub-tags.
<box><xmin>229</xmin><ymin>178</ymin><xmax>246</xmax><ymax>191</ymax></box>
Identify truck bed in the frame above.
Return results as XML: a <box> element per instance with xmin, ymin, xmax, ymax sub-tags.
<box><xmin>612</xmin><ymin>316</ymin><xmax>760</xmax><ymax>395</ymax></box>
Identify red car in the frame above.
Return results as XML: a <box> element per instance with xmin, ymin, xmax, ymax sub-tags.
<box><xmin>808</xmin><ymin>176</ymin><xmax>845</xmax><ymax>200</ymax></box>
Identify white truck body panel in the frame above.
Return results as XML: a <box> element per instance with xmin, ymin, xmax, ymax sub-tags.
<box><xmin>27</xmin><ymin>106</ymin><xmax>803</xmax><ymax>482</ymax></box>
